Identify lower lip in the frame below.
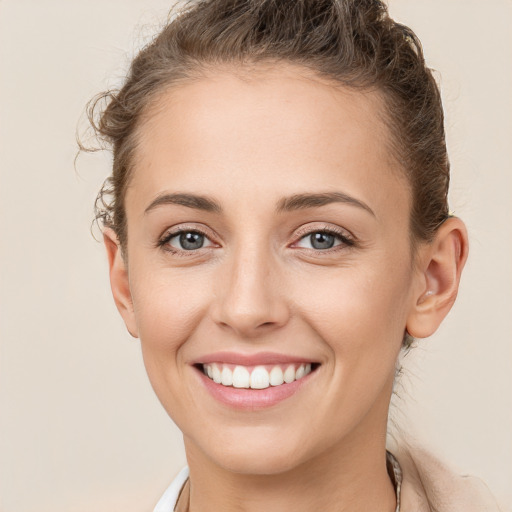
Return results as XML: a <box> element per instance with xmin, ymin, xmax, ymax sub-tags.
<box><xmin>195</xmin><ymin>367</ymin><xmax>317</xmax><ymax>410</ymax></box>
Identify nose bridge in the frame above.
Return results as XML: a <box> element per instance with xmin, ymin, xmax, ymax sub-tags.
<box><xmin>213</xmin><ymin>238</ymin><xmax>289</xmax><ymax>337</ymax></box>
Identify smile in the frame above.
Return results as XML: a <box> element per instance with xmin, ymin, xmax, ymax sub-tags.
<box><xmin>193</xmin><ymin>352</ymin><xmax>320</xmax><ymax>409</ymax></box>
<box><xmin>202</xmin><ymin>363</ymin><xmax>313</xmax><ymax>389</ymax></box>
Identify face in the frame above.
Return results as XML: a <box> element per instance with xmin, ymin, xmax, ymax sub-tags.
<box><xmin>113</xmin><ymin>65</ymin><xmax>422</xmax><ymax>475</ymax></box>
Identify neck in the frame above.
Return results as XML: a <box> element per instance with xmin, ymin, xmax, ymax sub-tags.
<box><xmin>184</xmin><ymin>406</ymin><xmax>396</xmax><ymax>512</ymax></box>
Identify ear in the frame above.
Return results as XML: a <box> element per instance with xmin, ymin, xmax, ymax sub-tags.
<box><xmin>103</xmin><ymin>228</ymin><xmax>139</xmax><ymax>338</ymax></box>
<box><xmin>406</xmin><ymin>217</ymin><xmax>469</xmax><ymax>339</ymax></box>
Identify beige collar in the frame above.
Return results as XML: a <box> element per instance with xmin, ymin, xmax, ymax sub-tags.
<box><xmin>389</xmin><ymin>441</ymin><xmax>503</xmax><ymax>512</ymax></box>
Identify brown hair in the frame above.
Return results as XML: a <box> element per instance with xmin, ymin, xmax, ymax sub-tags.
<box><xmin>83</xmin><ymin>0</ymin><xmax>450</xmax><ymax>259</ymax></box>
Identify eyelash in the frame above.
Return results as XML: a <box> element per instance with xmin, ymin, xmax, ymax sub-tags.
<box><xmin>157</xmin><ymin>226</ymin><xmax>216</xmax><ymax>257</ymax></box>
<box><xmin>157</xmin><ymin>225</ymin><xmax>355</xmax><ymax>256</ymax></box>
<box><xmin>292</xmin><ymin>225</ymin><xmax>355</xmax><ymax>252</ymax></box>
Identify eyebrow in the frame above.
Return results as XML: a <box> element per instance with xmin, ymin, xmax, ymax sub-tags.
<box><xmin>276</xmin><ymin>192</ymin><xmax>375</xmax><ymax>217</ymax></box>
<box><xmin>144</xmin><ymin>191</ymin><xmax>375</xmax><ymax>217</ymax></box>
<box><xmin>145</xmin><ymin>193</ymin><xmax>222</xmax><ymax>214</ymax></box>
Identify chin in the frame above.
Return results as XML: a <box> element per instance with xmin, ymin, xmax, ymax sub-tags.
<box><xmin>188</xmin><ymin>424</ymin><xmax>318</xmax><ymax>476</ymax></box>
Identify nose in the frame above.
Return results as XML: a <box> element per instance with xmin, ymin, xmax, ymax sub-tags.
<box><xmin>210</xmin><ymin>245</ymin><xmax>290</xmax><ymax>339</ymax></box>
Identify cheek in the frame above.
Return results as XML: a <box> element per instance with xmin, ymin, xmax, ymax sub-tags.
<box><xmin>291</xmin><ymin>255</ymin><xmax>414</xmax><ymax>396</ymax></box>
<box><xmin>129</xmin><ymin>267</ymin><xmax>212</xmax><ymax>423</ymax></box>
<box><xmin>296</xmin><ymin>260</ymin><xmax>412</xmax><ymax>342</ymax></box>
<box><xmin>131</xmin><ymin>266</ymin><xmax>208</xmax><ymax>343</ymax></box>
<box><xmin>291</xmin><ymin>264</ymin><xmax>411</xmax><ymax>423</ymax></box>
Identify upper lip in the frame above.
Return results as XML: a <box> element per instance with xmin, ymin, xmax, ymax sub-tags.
<box><xmin>191</xmin><ymin>351</ymin><xmax>319</xmax><ymax>366</ymax></box>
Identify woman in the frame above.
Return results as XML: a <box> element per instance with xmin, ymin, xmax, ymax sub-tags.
<box><xmin>85</xmin><ymin>0</ymin><xmax>503</xmax><ymax>510</ymax></box>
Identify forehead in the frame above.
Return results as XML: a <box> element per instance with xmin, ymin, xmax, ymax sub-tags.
<box><xmin>127</xmin><ymin>64</ymin><xmax>409</xmax><ymax>220</ymax></box>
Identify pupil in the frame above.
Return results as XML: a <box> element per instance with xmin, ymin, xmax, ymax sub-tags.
<box><xmin>180</xmin><ymin>232</ymin><xmax>204</xmax><ymax>250</ymax></box>
<box><xmin>311</xmin><ymin>232</ymin><xmax>334</xmax><ymax>250</ymax></box>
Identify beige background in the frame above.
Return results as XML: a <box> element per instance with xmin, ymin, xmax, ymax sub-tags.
<box><xmin>0</xmin><ymin>1</ymin><xmax>511</xmax><ymax>510</ymax></box>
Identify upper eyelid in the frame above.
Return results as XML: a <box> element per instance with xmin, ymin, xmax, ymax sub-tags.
<box><xmin>160</xmin><ymin>223</ymin><xmax>216</xmax><ymax>241</ymax></box>
<box><xmin>292</xmin><ymin>223</ymin><xmax>354</xmax><ymax>241</ymax></box>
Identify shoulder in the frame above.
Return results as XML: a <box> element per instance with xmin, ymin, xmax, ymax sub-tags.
<box><xmin>389</xmin><ymin>439</ymin><xmax>505</xmax><ymax>512</ymax></box>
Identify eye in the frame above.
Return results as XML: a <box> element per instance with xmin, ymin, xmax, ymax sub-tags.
<box><xmin>294</xmin><ymin>228</ymin><xmax>354</xmax><ymax>251</ymax></box>
<box><xmin>160</xmin><ymin>229</ymin><xmax>215</xmax><ymax>252</ymax></box>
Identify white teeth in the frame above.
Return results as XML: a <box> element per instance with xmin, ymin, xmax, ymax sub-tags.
<box><xmin>212</xmin><ymin>364</ymin><xmax>222</xmax><ymax>384</ymax></box>
<box><xmin>250</xmin><ymin>366</ymin><xmax>270</xmax><ymax>389</ymax></box>
<box><xmin>202</xmin><ymin>363</ymin><xmax>315</xmax><ymax>388</ymax></box>
<box><xmin>269</xmin><ymin>366</ymin><xmax>284</xmax><ymax>386</ymax></box>
<box><xmin>221</xmin><ymin>366</ymin><xmax>233</xmax><ymax>386</ymax></box>
<box><xmin>283</xmin><ymin>365</ymin><xmax>295</xmax><ymax>383</ymax></box>
<box><xmin>232</xmin><ymin>366</ymin><xmax>250</xmax><ymax>388</ymax></box>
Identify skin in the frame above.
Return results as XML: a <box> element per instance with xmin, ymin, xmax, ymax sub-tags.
<box><xmin>104</xmin><ymin>64</ymin><xmax>468</xmax><ymax>512</ymax></box>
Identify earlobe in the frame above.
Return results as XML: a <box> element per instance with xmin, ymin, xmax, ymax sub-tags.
<box><xmin>103</xmin><ymin>228</ymin><xmax>139</xmax><ymax>338</ymax></box>
<box><xmin>406</xmin><ymin>217</ymin><xmax>469</xmax><ymax>339</ymax></box>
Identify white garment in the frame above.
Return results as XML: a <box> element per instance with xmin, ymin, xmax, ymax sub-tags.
<box><xmin>154</xmin><ymin>466</ymin><xmax>189</xmax><ymax>512</ymax></box>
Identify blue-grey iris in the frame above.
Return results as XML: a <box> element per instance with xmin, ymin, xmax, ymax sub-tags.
<box><xmin>180</xmin><ymin>232</ymin><xmax>204</xmax><ymax>250</ymax></box>
<box><xmin>310</xmin><ymin>232</ymin><xmax>335</xmax><ymax>250</ymax></box>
